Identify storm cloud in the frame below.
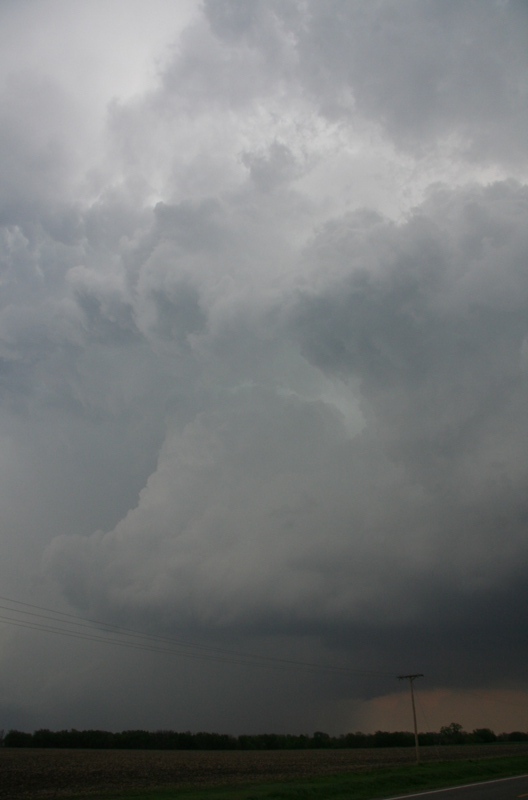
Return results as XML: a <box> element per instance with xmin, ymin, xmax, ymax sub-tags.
<box><xmin>0</xmin><ymin>0</ymin><xmax>527</xmax><ymax>735</ymax></box>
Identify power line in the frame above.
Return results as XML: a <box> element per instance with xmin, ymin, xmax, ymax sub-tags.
<box><xmin>0</xmin><ymin>595</ymin><xmax>395</xmax><ymax>678</ymax></box>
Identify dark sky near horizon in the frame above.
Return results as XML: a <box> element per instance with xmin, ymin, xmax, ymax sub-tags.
<box><xmin>0</xmin><ymin>0</ymin><xmax>528</xmax><ymax>736</ymax></box>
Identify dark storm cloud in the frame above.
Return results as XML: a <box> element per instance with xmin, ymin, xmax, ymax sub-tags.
<box><xmin>43</xmin><ymin>180</ymin><xmax>528</xmax><ymax>698</ymax></box>
<box><xmin>295</xmin><ymin>181</ymin><xmax>528</xmax><ymax>474</ymax></box>
<box><xmin>1</xmin><ymin>0</ymin><xmax>527</xmax><ymax>734</ymax></box>
<box><xmin>291</xmin><ymin>179</ymin><xmax>528</xmax><ymax>682</ymax></box>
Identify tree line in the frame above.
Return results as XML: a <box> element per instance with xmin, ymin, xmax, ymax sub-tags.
<box><xmin>2</xmin><ymin>723</ymin><xmax>527</xmax><ymax>750</ymax></box>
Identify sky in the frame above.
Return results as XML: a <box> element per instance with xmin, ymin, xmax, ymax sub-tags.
<box><xmin>0</xmin><ymin>0</ymin><xmax>527</xmax><ymax>737</ymax></box>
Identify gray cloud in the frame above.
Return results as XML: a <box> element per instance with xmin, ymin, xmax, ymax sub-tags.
<box><xmin>41</xmin><ymin>180</ymin><xmax>528</xmax><ymax>704</ymax></box>
<box><xmin>0</xmin><ymin>73</ymin><xmax>79</xmax><ymax>225</ymax></box>
<box><xmin>0</xmin><ymin>0</ymin><xmax>527</xmax><ymax>735</ymax></box>
<box><xmin>203</xmin><ymin>0</ymin><xmax>528</xmax><ymax>167</ymax></box>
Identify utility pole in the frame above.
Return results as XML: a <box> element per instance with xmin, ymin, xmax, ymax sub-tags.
<box><xmin>398</xmin><ymin>674</ymin><xmax>423</xmax><ymax>764</ymax></box>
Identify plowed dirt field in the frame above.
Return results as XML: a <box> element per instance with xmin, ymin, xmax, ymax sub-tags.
<box><xmin>2</xmin><ymin>743</ymin><xmax>527</xmax><ymax>799</ymax></box>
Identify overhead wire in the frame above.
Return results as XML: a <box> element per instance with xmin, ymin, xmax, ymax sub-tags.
<box><xmin>0</xmin><ymin>594</ymin><xmax>395</xmax><ymax>678</ymax></box>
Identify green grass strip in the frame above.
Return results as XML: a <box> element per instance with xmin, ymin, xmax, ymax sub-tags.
<box><xmin>81</xmin><ymin>755</ymin><xmax>528</xmax><ymax>800</ymax></box>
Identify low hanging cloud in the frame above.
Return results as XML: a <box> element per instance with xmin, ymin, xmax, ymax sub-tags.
<box><xmin>43</xmin><ymin>179</ymin><xmax>528</xmax><ymax>695</ymax></box>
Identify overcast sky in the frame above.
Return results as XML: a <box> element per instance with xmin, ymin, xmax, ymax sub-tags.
<box><xmin>1</xmin><ymin>0</ymin><xmax>528</xmax><ymax>737</ymax></box>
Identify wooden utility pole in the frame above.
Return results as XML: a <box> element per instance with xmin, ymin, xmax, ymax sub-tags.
<box><xmin>398</xmin><ymin>674</ymin><xmax>423</xmax><ymax>764</ymax></box>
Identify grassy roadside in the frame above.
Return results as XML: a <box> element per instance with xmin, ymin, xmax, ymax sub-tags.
<box><xmin>78</xmin><ymin>755</ymin><xmax>528</xmax><ymax>800</ymax></box>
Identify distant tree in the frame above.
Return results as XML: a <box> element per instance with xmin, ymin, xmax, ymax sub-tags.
<box><xmin>238</xmin><ymin>734</ymin><xmax>259</xmax><ymax>750</ymax></box>
<box><xmin>371</xmin><ymin>730</ymin><xmax>414</xmax><ymax>748</ymax></box>
<box><xmin>440</xmin><ymin>722</ymin><xmax>466</xmax><ymax>744</ymax></box>
<box><xmin>5</xmin><ymin>724</ymin><xmax>525</xmax><ymax>751</ymax></box>
<box><xmin>257</xmin><ymin>733</ymin><xmax>282</xmax><ymax>750</ymax></box>
<box><xmin>471</xmin><ymin>728</ymin><xmax>496</xmax><ymax>743</ymax></box>
<box><xmin>417</xmin><ymin>731</ymin><xmax>437</xmax><ymax>746</ymax></box>
<box><xmin>172</xmin><ymin>731</ymin><xmax>195</xmax><ymax>749</ymax></box>
<box><xmin>505</xmin><ymin>731</ymin><xmax>528</xmax><ymax>742</ymax></box>
<box><xmin>312</xmin><ymin>731</ymin><xmax>331</xmax><ymax>748</ymax></box>
<box><xmin>5</xmin><ymin>730</ymin><xmax>33</xmax><ymax>747</ymax></box>
<box><xmin>193</xmin><ymin>731</ymin><xmax>236</xmax><ymax>750</ymax></box>
<box><xmin>33</xmin><ymin>729</ymin><xmax>54</xmax><ymax>747</ymax></box>
<box><xmin>116</xmin><ymin>730</ymin><xmax>151</xmax><ymax>749</ymax></box>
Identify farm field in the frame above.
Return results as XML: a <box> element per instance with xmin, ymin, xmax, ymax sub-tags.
<box><xmin>2</xmin><ymin>743</ymin><xmax>528</xmax><ymax>800</ymax></box>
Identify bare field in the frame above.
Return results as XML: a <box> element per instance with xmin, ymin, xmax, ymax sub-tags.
<box><xmin>2</xmin><ymin>743</ymin><xmax>528</xmax><ymax>800</ymax></box>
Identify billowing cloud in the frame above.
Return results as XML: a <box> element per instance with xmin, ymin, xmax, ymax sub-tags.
<box><xmin>0</xmin><ymin>0</ymin><xmax>527</xmax><ymax>735</ymax></box>
<box><xmin>42</xmin><ymin>180</ymin><xmax>528</xmax><ymax>689</ymax></box>
<box><xmin>204</xmin><ymin>0</ymin><xmax>528</xmax><ymax>165</ymax></box>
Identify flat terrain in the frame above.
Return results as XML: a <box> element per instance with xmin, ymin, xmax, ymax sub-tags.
<box><xmin>2</xmin><ymin>743</ymin><xmax>528</xmax><ymax>800</ymax></box>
